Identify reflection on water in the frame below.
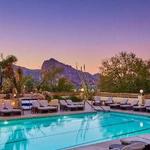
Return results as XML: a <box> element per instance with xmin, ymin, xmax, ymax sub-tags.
<box><xmin>0</xmin><ymin>112</ymin><xmax>150</xmax><ymax>150</ymax></box>
<box><xmin>0</xmin><ymin>113</ymin><xmax>100</xmax><ymax>150</ymax></box>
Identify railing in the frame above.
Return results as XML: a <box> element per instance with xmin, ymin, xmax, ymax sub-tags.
<box><xmin>86</xmin><ymin>100</ymin><xmax>107</xmax><ymax>112</ymax></box>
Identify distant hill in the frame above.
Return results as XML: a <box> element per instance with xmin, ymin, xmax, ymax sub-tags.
<box><xmin>14</xmin><ymin>66</ymin><xmax>41</xmax><ymax>81</ymax></box>
<box><xmin>15</xmin><ymin>58</ymin><xmax>100</xmax><ymax>87</ymax></box>
<box><xmin>42</xmin><ymin>58</ymin><xmax>99</xmax><ymax>87</ymax></box>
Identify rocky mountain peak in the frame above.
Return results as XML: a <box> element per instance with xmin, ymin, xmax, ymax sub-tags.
<box><xmin>16</xmin><ymin>58</ymin><xmax>100</xmax><ymax>87</ymax></box>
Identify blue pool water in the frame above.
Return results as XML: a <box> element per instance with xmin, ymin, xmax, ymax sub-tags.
<box><xmin>1</xmin><ymin>112</ymin><xmax>150</xmax><ymax>150</ymax></box>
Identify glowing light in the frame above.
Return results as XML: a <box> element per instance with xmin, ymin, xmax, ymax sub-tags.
<box><xmin>140</xmin><ymin>122</ymin><xmax>144</xmax><ymax>127</ymax></box>
<box><xmin>80</xmin><ymin>88</ymin><xmax>84</xmax><ymax>92</ymax></box>
<box><xmin>73</xmin><ymin>89</ymin><xmax>77</xmax><ymax>92</ymax></box>
<box><xmin>4</xmin><ymin>121</ymin><xmax>8</xmax><ymax>125</ymax></box>
<box><xmin>11</xmin><ymin>101</ymin><xmax>15</xmax><ymax>106</ymax></box>
<box><xmin>140</xmin><ymin>89</ymin><xmax>144</xmax><ymax>94</ymax></box>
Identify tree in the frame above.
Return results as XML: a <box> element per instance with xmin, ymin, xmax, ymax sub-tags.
<box><xmin>15</xmin><ymin>67</ymin><xmax>24</xmax><ymax>95</ymax></box>
<box><xmin>0</xmin><ymin>55</ymin><xmax>27</xmax><ymax>96</ymax></box>
<box><xmin>56</xmin><ymin>77</ymin><xmax>74</xmax><ymax>92</ymax></box>
<box><xmin>23</xmin><ymin>76</ymin><xmax>37</xmax><ymax>92</ymax></box>
<box><xmin>39</xmin><ymin>67</ymin><xmax>64</xmax><ymax>91</ymax></box>
<box><xmin>2</xmin><ymin>79</ymin><xmax>12</xmax><ymax>94</ymax></box>
<box><xmin>99</xmin><ymin>52</ymin><xmax>150</xmax><ymax>93</ymax></box>
<box><xmin>0</xmin><ymin>55</ymin><xmax>17</xmax><ymax>88</ymax></box>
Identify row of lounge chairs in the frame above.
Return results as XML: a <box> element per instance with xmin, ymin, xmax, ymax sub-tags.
<box><xmin>0</xmin><ymin>99</ymin><xmax>85</xmax><ymax>116</ymax></box>
<box><xmin>110</xmin><ymin>99</ymin><xmax>150</xmax><ymax>112</ymax></box>
<box><xmin>59</xmin><ymin>100</ymin><xmax>84</xmax><ymax>111</ymax></box>
<box><xmin>92</xmin><ymin>96</ymin><xmax>150</xmax><ymax>112</ymax></box>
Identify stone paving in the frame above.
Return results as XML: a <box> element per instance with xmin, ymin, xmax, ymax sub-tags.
<box><xmin>73</xmin><ymin>135</ymin><xmax>150</xmax><ymax>150</ymax></box>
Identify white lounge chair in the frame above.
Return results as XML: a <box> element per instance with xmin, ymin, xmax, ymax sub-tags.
<box><xmin>110</xmin><ymin>99</ymin><xmax>128</xmax><ymax>109</ymax></box>
<box><xmin>32</xmin><ymin>100</ymin><xmax>58</xmax><ymax>113</ymax></box>
<box><xmin>93</xmin><ymin>96</ymin><xmax>102</xmax><ymax>106</ymax></box>
<box><xmin>0</xmin><ymin>101</ymin><xmax>21</xmax><ymax>116</ymax></box>
<box><xmin>59</xmin><ymin>100</ymin><xmax>81</xmax><ymax>111</ymax></box>
<box><xmin>66</xmin><ymin>99</ymin><xmax>84</xmax><ymax>110</ymax></box>
<box><xmin>120</xmin><ymin>99</ymin><xmax>139</xmax><ymax>110</ymax></box>
<box><xmin>133</xmin><ymin>100</ymin><xmax>150</xmax><ymax>111</ymax></box>
<box><xmin>104</xmin><ymin>97</ymin><xmax>114</xmax><ymax>106</ymax></box>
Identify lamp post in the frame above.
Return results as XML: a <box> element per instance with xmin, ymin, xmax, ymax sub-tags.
<box><xmin>80</xmin><ymin>88</ymin><xmax>85</xmax><ymax>100</ymax></box>
<box><xmin>140</xmin><ymin>89</ymin><xmax>144</xmax><ymax>104</ymax></box>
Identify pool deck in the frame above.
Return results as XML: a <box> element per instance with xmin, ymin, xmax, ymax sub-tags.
<box><xmin>1</xmin><ymin>102</ymin><xmax>150</xmax><ymax>121</ymax></box>
<box><xmin>73</xmin><ymin>134</ymin><xmax>150</xmax><ymax>150</ymax></box>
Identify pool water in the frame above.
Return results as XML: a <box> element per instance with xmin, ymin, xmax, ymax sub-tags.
<box><xmin>1</xmin><ymin>112</ymin><xmax>150</xmax><ymax>150</ymax></box>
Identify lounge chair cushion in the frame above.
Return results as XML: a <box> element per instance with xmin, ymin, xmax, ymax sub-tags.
<box><xmin>39</xmin><ymin>100</ymin><xmax>49</xmax><ymax>107</ymax></box>
<box><xmin>121</xmin><ymin>142</ymin><xmax>145</xmax><ymax>150</ymax></box>
<box><xmin>144</xmin><ymin>100</ymin><xmax>150</xmax><ymax>107</ymax></box>
<box><xmin>120</xmin><ymin>139</ymin><xmax>146</xmax><ymax>145</ymax></box>
<box><xmin>0</xmin><ymin>109</ymin><xmax>12</xmax><ymax>113</ymax></box>
<box><xmin>109</xmin><ymin>144</ymin><xmax>124</xmax><ymax>149</ymax></box>
<box><xmin>133</xmin><ymin>106</ymin><xmax>145</xmax><ymax>109</ymax></box>
<box><xmin>105</xmin><ymin>97</ymin><xmax>113</xmax><ymax>103</ymax></box>
<box><xmin>32</xmin><ymin>100</ymin><xmax>40</xmax><ymax>108</ymax></box>
<box><xmin>12</xmin><ymin>109</ymin><xmax>22</xmax><ymax>112</ymax></box>
<box><xmin>60</xmin><ymin>100</ymin><xmax>67</xmax><ymax>106</ymax></box>
<box><xmin>66</xmin><ymin>100</ymin><xmax>84</xmax><ymax>106</ymax></box>
<box><xmin>0</xmin><ymin>103</ymin><xmax>5</xmax><ymax>110</ymax></box>
<box><xmin>110</xmin><ymin>104</ymin><xmax>120</xmax><ymax>107</ymax></box>
<box><xmin>66</xmin><ymin>100</ymin><xmax>73</xmax><ymax>105</ymax></box>
<box><xmin>146</xmin><ymin>107</ymin><xmax>150</xmax><ymax>110</ymax></box>
<box><xmin>120</xmin><ymin>105</ymin><xmax>132</xmax><ymax>108</ymax></box>
<box><xmin>129</xmin><ymin>100</ymin><xmax>139</xmax><ymax>106</ymax></box>
<box><xmin>93</xmin><ymin>96</ymin><xmax>101</xmax><ymax>103</ymax></box>
<box><xmin>120</xmin><ymin>99</ymin><xmax>128</xmax><ymax>105</ymax></box>
<box><xmin>4</xmin><ymin>101</ymin><xmax>13</xmax><ymax>109</ymax></box>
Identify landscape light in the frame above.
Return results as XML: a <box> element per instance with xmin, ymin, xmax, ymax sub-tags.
<box><xmin>140</xmin><ymin>89</ymin><xmax>144</xmax><ymax>94</ymax></box>
<box><xmin>4</xmin><ymin>121</ymin><xmax>8</xmax><ymax>125</ymax></box>
<box><xmin>13</xmin><ymin>93</ymin><xmax>16</xmax><ymax>97</ymax></box>
<box><xmin>73</xmin><ymin>89</ymin><xmax>77</xmax><ymax>92</ymax></box>
<box><xmin>80</xmin><ymin>88</ymin><xmax>84</xmax><ymax>92</ymax></box>
<box><xmin>140</xmin><ymin>122</ymin><xmax>144</xmax><ymax>127</ymax></box>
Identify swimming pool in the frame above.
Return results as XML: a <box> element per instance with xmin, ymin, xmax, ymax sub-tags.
<box><xmin>1</xmin><ymin>112</ymin><xmax>150</xmax><ymax>150</ymax></box>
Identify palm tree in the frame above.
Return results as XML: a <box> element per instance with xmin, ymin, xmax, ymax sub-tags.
<box><xmin>0</xmin><ymin>54</ymin><xmax>17</xmax><ymax>93</ymax></box>
<box><xmin>15</xmin><ymin>67</ymin><xmax>24</xmax><ymax>96</ymax></box>
<box><xmin>39</xmin><ymin>67</ymin><xmax>64</xmax><ymax>91</ymax></box>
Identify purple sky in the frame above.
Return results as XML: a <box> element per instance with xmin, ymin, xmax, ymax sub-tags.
<box><xmin>0</xmin><ymin>0</ymin><xmax>150</xmax><ymax>73</ymax></box>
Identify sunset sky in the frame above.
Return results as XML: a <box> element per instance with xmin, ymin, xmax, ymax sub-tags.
<box><xmin>0</xmin><ymin>0</ymin><xmax>150</xmax><ymax>73</ymax></box>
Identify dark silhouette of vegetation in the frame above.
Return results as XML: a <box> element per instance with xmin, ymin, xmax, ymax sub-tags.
<box><xmin>0</xmin><ymin>54</ymin><xmax>17</xmax><ymax>89</ymax></box>
<box><xmin>99</xmin><ymin>52</ymin><xmax>150</xmax><ymax>93</ymax></box>
<box><xmin>55</xmin><ymin>77</ymin><xmax>74</xmax><ymax>92</ymax></box>
<box><xmin>39</xmin><ymin>67</ymin><xmax>74</xmax><ymax>92</ymax></box>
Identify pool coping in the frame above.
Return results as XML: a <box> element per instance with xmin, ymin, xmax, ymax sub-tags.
<box><xmin>1</xmin><ymin>106</ymin><xmax>150</xmax><ymax>121</ymax></box>
<box><xmin>0</xmin><ymin>110</ymin><xmax>96</xmax><ymax>121</ymax></box>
